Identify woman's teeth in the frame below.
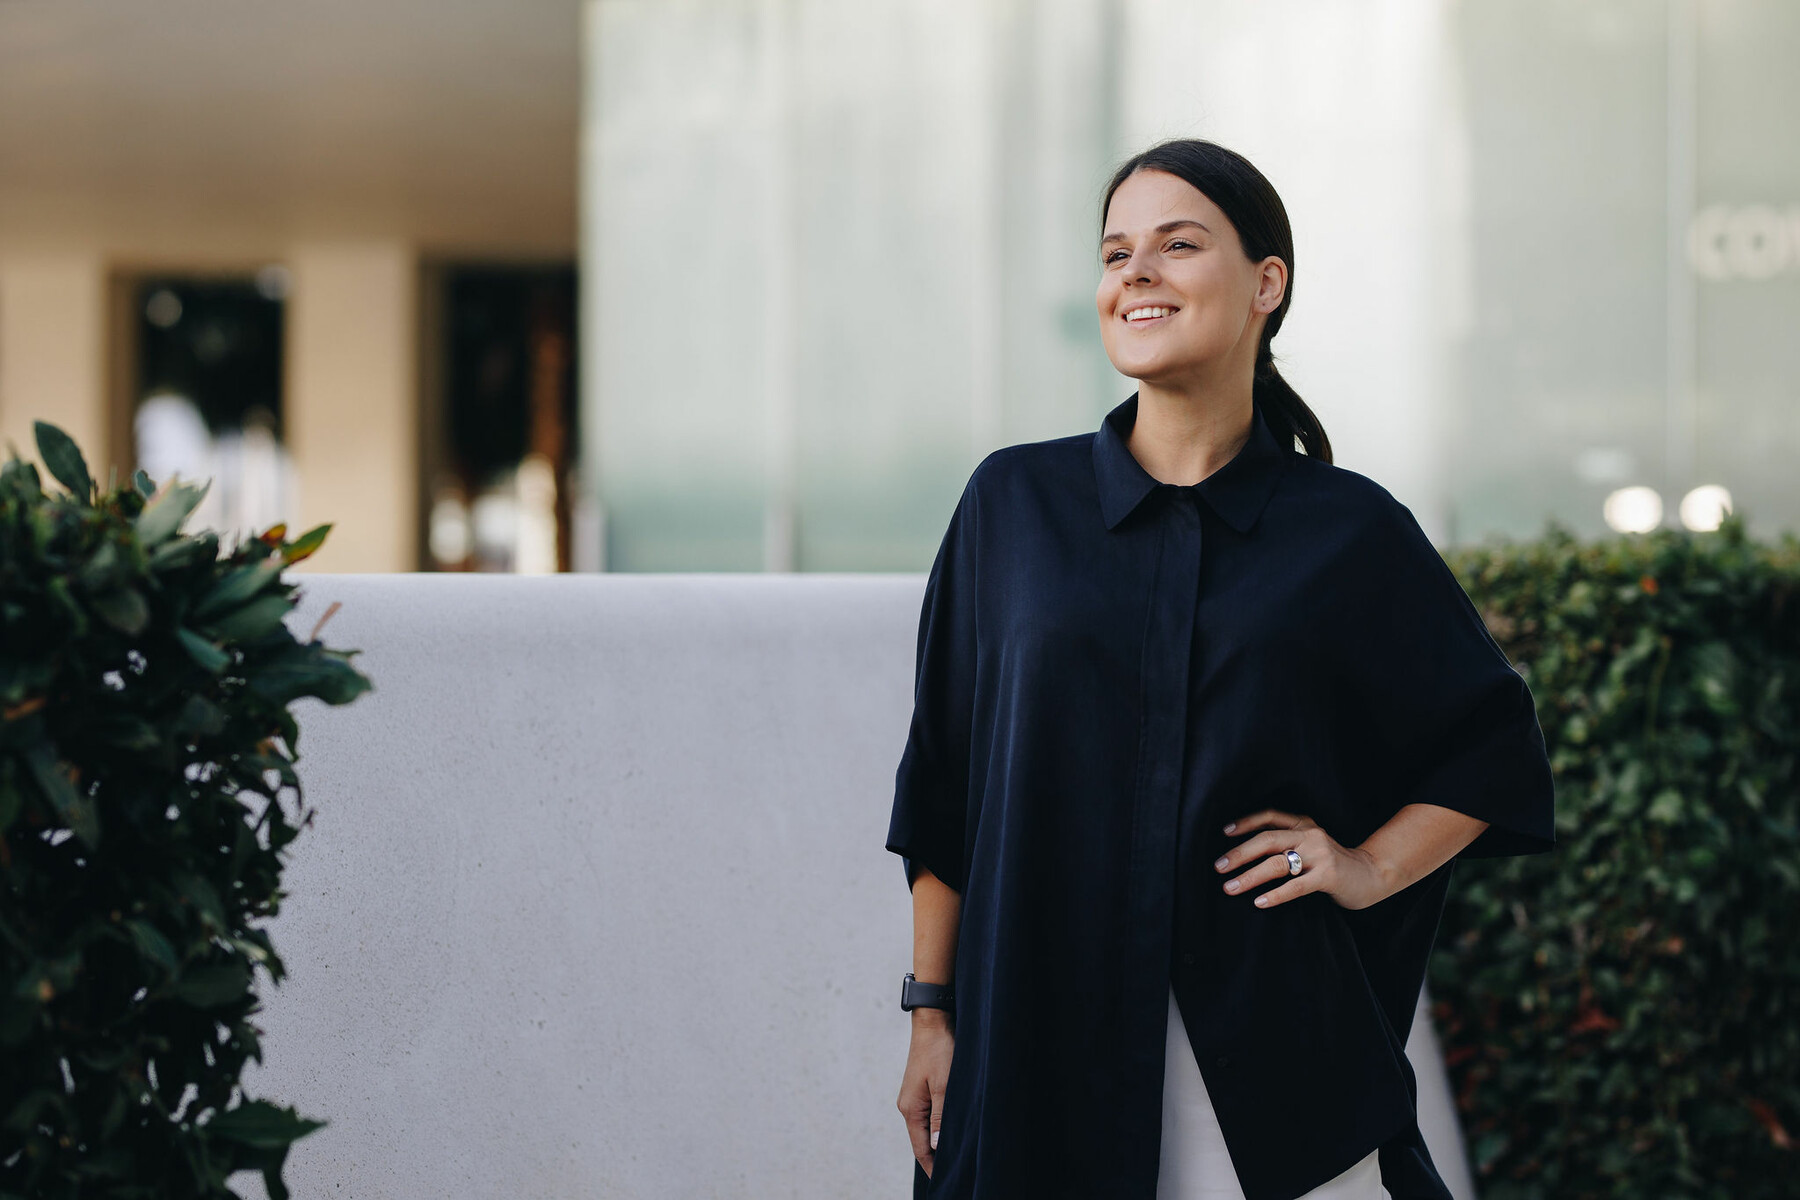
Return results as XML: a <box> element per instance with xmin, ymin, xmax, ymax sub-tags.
<box><xmin>1125</xmin><ymin>307</ymin><xmax>1174</xmax><ymax>322</ymax></box>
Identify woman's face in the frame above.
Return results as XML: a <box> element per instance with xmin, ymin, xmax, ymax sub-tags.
<box><xmin>1095</xmin><ymin>168</ymin><xmax>1285</xmax><ymax>389</ymax></box>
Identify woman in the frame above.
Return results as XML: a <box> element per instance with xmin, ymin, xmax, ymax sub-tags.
<box><xmin>887</xmin><ymin>138</ymin><xmax>1556</xmax><ymax>1200</ymax></box>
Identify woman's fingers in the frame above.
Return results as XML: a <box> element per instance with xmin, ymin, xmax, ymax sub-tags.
<box><xmin>899</xmin><ymin>1036</ymin><xmax>952</xmax><ymax>1177</ymax></box>
<box><xmin>1214</xmin><ymin>829</ymin><xmax>1280</xmax><ymax>873</ymax></box>
<box><xmin>1248</xmin><ymin>870</ymin><xmax>1324</xmax><ymax>909</ymax></box>
<box><xmin>1214</xmin><ymin>825</ymin><xmax>1314</xmax><ymax>876</ymax></box>
<box><xmin>900</xmin><ymin>1078</ymin><xmax>934</xmax><ymax>1169</ymax></box>
<box><xmin>1221</xmin><ymin>852</ymin><xmax>1307</xmax><ymax>897</ymax></box>
<box><xmin>1216</xmin><ymin>805</ymin><xmax>1288</xmax><ymax>834</ymax></box>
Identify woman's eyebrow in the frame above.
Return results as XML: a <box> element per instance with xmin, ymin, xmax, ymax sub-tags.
<box><xmin>1100</xmin><ymin>218</ymin><xmax>1210</xmax><ymax>245</ymax></box>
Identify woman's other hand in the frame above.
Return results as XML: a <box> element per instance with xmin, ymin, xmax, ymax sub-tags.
<box><xmin>898</xmin><ymin>1011</ymin><xmax>954</xmax><ymax>1177</ymax></box>
<box><xmin>1211</xmin><ymin>808</ymin><xmax>1392</xmax><ymax>911</ymax></box>
<box><xmin>1214</xmin><ymin>804</ymin><xmax>1491</xmax><ymax>911</ymax></box>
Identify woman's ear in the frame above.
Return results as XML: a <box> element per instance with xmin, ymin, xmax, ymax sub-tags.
<box><xmin>1256</xmin><ymin>257</ymin><xmax>1287</xmax><ymax>313</ymax></box>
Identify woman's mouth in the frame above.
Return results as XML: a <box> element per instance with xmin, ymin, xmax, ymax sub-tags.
<box><xmin>1121</xmin><ymin>305</ymin><xmax>1178</xmax><ymax>327</ymax></box>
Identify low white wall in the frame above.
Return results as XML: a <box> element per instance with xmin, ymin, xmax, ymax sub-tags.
<box><xmin>236</xmin><ymin>573</ymin><xmax>1473</xmax><ymax>1199</ymax></box>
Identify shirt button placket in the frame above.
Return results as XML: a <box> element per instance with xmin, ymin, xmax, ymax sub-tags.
<box><xmin>1122</xmin><ymin>488</ymin><xmax>1204</xmax><ymax>1183</ymax></box>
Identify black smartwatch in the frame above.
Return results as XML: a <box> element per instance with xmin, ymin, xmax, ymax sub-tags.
<box><xmin>901</xmin><ymin>972</ymin><xmax>954</xmax><ymax>1013</ymax></box>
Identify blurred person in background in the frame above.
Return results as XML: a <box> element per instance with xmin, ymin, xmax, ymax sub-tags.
<box><xmin>134</xmin><ymin>395</ymin><xmax>295</xmax><ymax>547</ymax></box>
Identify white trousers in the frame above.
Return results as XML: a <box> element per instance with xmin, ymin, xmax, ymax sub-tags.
<box><xmin>1157</xmin><ymin>984</ymin><xmax>1392</xmax><ymax>1200</ymax></box>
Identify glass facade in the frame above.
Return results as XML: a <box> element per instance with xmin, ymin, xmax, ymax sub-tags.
<box><xmin>584</xmin><ymin>0</ymin><xmax>1119</xmax><ymax>571</ymax></box>
<box><xmin>583</xmin><ymin>0</ymin><xmax>1800</xmax><ymax>571</ymax></box>
<box><xmin>1450</xmin><ymin>0</ymin><xmax>1800</xmax><ymax>543</ymax></box>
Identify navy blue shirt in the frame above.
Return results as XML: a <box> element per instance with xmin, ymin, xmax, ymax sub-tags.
<box><xmin>887</xmin><ymin>393</ymin><xmax>1556</xmax><ymax>1200</ymax></box>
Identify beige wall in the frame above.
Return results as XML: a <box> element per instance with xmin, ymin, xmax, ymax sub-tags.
<box><xmin>0</xmin><ymin>255</ymin><xmax>108</xmax><ymax>482</ymax></box>
<box><xmin>286</xmin><ymin>242</ymin><xmax>419</xmax><ymax>573</ymax></box>
<box><xmin>0</xmin><ymin>244</ymin><xmax>421</xmax><ymax>572</ymax></box>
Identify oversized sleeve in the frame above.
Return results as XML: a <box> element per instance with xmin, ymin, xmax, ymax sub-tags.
<box><xmin>885</xmin><ymin>475</ymin><xmax>981</xmax><ymax>893</ymax></box>
<box><xmin>1340</xmin><ymin>495</ymin><xmax>1556</xmax><ymax>860</ymax></box>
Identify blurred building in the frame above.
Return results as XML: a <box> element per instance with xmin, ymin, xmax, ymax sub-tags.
<box><xmin>2</xmin><ymin>0</ymin><xmax>1796</xmax><ymax>571</ymax></box>
<box><xmin>0</xmin><ymin>0</ymin><xmax>581</xmax><ymax>572</ymax></box>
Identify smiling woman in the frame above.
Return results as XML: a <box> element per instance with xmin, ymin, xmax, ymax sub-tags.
<box><xmin>889</xmin><ymin>138</ymin><xmax>1555</xmax><ymax>1200</ymax></box>
<box><xmin>1096</xmin><ymin>141</ymin><xmax>1329</xmax><ymax>472</ymax></box>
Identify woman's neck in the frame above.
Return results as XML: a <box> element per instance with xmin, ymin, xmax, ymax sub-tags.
<box><xmin>1126</xmin><ymin>379</ymin><xmax>1255</xmax><ymax>487</ymax></box>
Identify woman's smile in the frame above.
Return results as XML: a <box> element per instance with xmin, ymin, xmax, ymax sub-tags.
<box><xmin>1121</xmin><ymin>304</ymin><xmax>1181</xmax><ymax>327</ymax></box>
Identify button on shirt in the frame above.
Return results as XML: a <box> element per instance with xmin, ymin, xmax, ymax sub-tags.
<box><xmin>887</xmin><ymin>394</ymin><xmax>1556</xmax><ymax>1200</ymax></box>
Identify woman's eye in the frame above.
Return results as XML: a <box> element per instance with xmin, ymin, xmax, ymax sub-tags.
<box><xmin>1103</xmin><ymin>240</ymin><xmax>1194</xmax><ymax>263</ymax></box>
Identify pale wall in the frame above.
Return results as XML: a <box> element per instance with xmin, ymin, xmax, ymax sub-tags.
<box><xmin>234</xmin><ymin>574</ymin><xmax>1476</xmax><ymax>1199</ymax></box>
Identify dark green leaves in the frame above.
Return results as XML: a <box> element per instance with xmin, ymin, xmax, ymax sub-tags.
<box><xmin>1431</xmin><ymin>513</ymin><xmax>1800</xmax><ymax>1196</ymax></box>
<box><xmin>198</xmin><ymin>593</ymin><xmax>292</xmax><ymax>643</ymax></box>
<box><xmin>32</xmin><ymin>421</ymin><xmax>90</xmax><ymax>503</ymax></box>
<box><xmin>89</xmin><ymin>587</ymin><xmax>150</xmax><ymax>635</ymax></box>
<box><xmin>247</xmin><ymin>645</ymin><xmax>373</xmax><ymax>707</ymax></box>
<box><xmin>124</xmin><ymin>919</ymin><xmax>178</xmax><ymax>973</ymax></box>
<box><xmin>206</xmin><ymin>1099</ymin><xmax>325</xmax><ymax>1149</ymax></box>
<box><xmin>134</xmin><ymin>476</ymin><xmax>210</xmax><ymax>546</ymax></box>
<box><xmin>172</xmin><ymin>962</ymin><xmax>252</xmax><ymax>1009</ymax></box>
<box><xmin>191</xmin><ymin>559</ymin><xmax>284</xmax><ymax>622</ymax></box>
<box><xmin>207</xmin><ymin>1099</ymin><xmax>327</xmax><ymax>1200</ymax></box>
<box><xmin>1</xmin><ymin>421</ymin><xmax>361</xmax><ymax>1197</ymax></box>
<box><xmin>176</xmin><ymin>627</ymin><xmax>232</xmax><ymax>674</ymax></box>
<box><xmin>23</xmin><ymin>744</ymin><xmax>98</xmax><ymax>849</ymax></box>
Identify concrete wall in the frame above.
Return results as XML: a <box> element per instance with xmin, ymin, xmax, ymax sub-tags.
<box><xmin>238</xmin><ymin>574</ymin><xmax>1475</xmax><ymax>1198</ymax></box>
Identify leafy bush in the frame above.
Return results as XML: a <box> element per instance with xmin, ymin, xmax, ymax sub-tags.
<box><xmin>1430</xmin><ymin>514</ymin><xmax>1800</xmax><ymax>1199</ymax></box>
<box><xmin>0</xmin><ymin>422</ymin><xmax>371</xmax><ymax>1199</ymax></box>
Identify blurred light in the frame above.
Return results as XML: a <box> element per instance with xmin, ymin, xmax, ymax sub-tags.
<box><xmin>145</xmin><ymin>289</ymin><xmax>183</xmax><ymax>328</ymax></box>
<box><xmin>1603</xmin><ymin>486</ymin><xmax>1663</xmax><ymax>533</ymax></box>
<box><xmin>134</xmin><ymin>392</ymin><xmax>210</xmax><ymax>485</ymax></box>
<box><xmin>1678</xmin><ymin>484</ymin><xmax>1732</xmax><ymax>532</ymax></box>
<box><xmin>428</xmin><ymin>492</ymin><xmax>471</xmax><ymax>565</ymax></box>
<box><xmin>1574</xmin><ymin>446</ymin><xmax>1633</xmax><ymax>485</ymax></box>
<box><xmin>255</xmin><ymin>264</ymin><xmax>292</xmax><ymax>301</ymax></box>
<box><xmin>470</xmin><ymin>483</ymin><xmax>518</xmax><ymax>571</ymax></box>
<box><xmin>134</xmin><ymin>391</ymin><xmax>224</xmax><ymax>536</ymax></box>
<box><xmin>514</xmin><ymin>453</ymin><xmax>558</xmax><ymax>574</ymax></box>
<box><xmin>1689</xmin><ymin>203</ymin><xmax>1800</xmax><ymax>281</ymax></box>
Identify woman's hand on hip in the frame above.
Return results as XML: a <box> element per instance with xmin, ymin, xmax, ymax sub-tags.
<box><xmin>1212</xmin><ymin>809</ymin><xmax>1394</xmax><ymax>911</ymax></box>
<box><xmin>898</xmin><ymin>1014</ymin><xmax>955</xmax><ymax>1177</ymax></box>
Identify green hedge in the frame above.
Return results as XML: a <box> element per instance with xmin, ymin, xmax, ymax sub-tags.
<box><xmin>1431</xmin><ymin>514</ymin><xmax>1800</xmax><ymax>1199</ymax></box>
<box><xmin>0</xmin><ymin>423</ymin><xmax>371</xmax><ymax>1199</ymax></box>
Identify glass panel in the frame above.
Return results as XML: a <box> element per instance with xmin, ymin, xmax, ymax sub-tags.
<box><xmin>1448</xmin><ymin>0</ymin><xmax>1670</xmax><ymax>542</ymax></box>
<box><xmin>1692</xmin><ymin>0</ymin><xmax>1800</xmax><ymax>537</ymax></box>
<box><xmin>585</xmin><ymin>0</ymin><xmax>1119</xmax><ymax>572</ymax></box>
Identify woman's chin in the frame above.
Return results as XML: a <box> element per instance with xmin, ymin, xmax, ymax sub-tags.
<box><xmin>1113</xmin><ymin>359</ymin><xmax>1181</xmax><ymax>388</ymax></box>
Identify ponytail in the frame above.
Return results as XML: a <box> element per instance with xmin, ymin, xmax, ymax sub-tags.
<box><xmin>1253</xmin><ymin>343</ymin><xmax>1332</xmax><ymax>463</ymax></box>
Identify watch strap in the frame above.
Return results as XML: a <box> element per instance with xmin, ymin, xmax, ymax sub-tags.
<box><xmin>901</xmin><ymin>972</ymin><xmax>954</xmax><ymax>1012</ymax></box>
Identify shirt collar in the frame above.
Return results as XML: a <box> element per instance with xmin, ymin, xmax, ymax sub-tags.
<box><xmin>1092</xmin><ymin>392</ymin><xmax>1291</xmax><ymax>533</ymax></box>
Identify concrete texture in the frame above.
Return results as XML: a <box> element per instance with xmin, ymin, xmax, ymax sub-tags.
<box><xmin>233</xmin><ymin>573</ymin><xmax>1474</xmax><ymax>1199</ymax></box>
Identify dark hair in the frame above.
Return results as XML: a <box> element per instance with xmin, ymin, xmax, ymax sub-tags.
<box><xmin>1099</xmin><ymin>138</ymin><xmax>1332</xmax><ymax>463</ymax></box>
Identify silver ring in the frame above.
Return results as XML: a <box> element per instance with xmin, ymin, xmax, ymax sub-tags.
<box><xmin>1284</xmin><ymin>849</ymin><xmax>1303</xmax><ymax>876</ymax></box>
